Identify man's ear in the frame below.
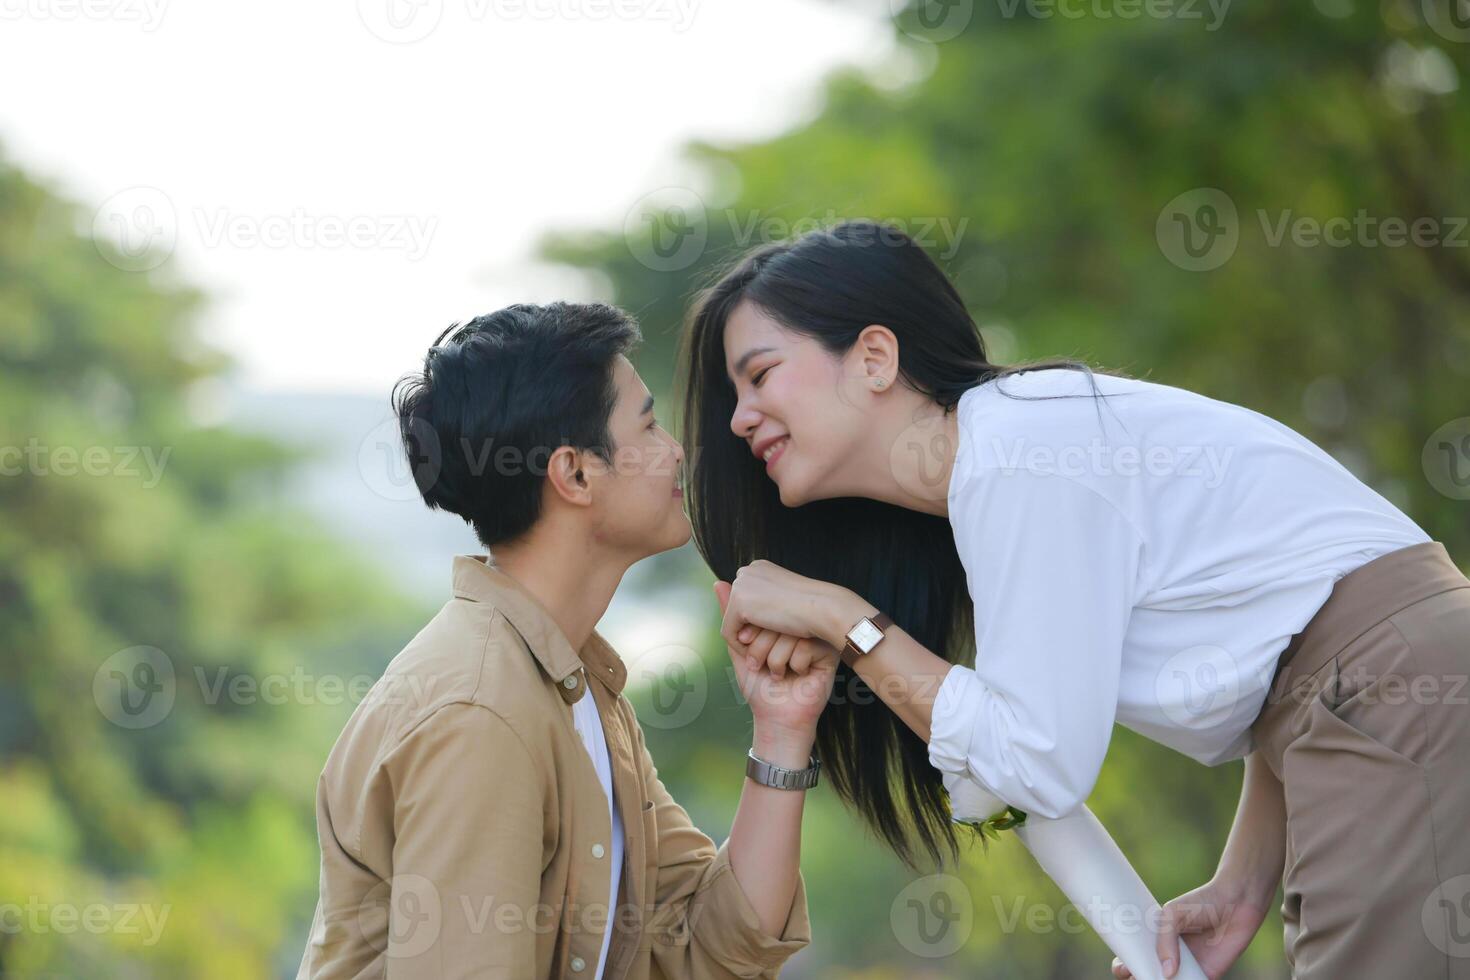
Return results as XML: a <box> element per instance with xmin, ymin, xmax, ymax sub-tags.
<box><xmin>545</xmin><ymin>446</ymin><xmax>592</xmax><ymax>507</ymax></box>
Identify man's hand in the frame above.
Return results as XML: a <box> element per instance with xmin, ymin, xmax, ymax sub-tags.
<box><xmin>715</xmin><ymin>581</ymin><xmax>837</xmax><ymax>743</ymax></box>
<box><xmin>1110</xmin><ymin>876</ymin><xmax>1271</xmax><ymax>980</ymax></box>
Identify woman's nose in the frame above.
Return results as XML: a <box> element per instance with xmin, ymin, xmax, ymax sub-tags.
<box><xmin>729</xmin><ymin>397</ymin><xmax>760</xmax><ymax>440</ymax></box>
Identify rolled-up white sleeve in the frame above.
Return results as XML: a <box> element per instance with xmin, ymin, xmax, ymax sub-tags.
<box><xmin>928</xmin><ymin>465</ymin><xmax>1144</xmax><ymax>819</ymax></box>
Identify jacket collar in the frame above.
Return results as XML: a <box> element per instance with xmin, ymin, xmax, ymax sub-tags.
<box><xmin>451</xmin><ymin>555</ymin><xmax>627</xmax><ymax>704</ymax></box>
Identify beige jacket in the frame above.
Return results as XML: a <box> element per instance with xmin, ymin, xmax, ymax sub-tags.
<box><xmin>297</xmin><ymin>556</ymin><xmax>811</xmax><ymax>979</ymax></box>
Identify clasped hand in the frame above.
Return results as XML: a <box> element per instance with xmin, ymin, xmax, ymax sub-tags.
<box><xmin>717</xmin><ymin>559</ymin><xmax>869</xmax><ymax>679</ymax></box>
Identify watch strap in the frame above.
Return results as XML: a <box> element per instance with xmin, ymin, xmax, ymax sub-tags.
<box><xmin>746</xmin><ymin>749</ymin><xmax>820</xmax><ymax>790</ymax></box>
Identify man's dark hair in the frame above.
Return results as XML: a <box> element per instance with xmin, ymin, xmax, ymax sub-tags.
<box><xmin>392</xmin><ymin>302</ymin><xmax>641</xmax><ymax>547</ymax></box>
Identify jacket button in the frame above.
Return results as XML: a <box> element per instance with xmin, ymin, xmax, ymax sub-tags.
<box><xmin>570</xmin><ymin>955</ymin><xmax>586</xmax><ymax>972</ymax></box>
<box><xmin>562</xmin><ymin>676</ymin><xmax>578</xmax><ymax>689</ymax></box>
<box><xmin>591</xmin><ymin>843</ymin><xmax>605</xmax><ymax>859</ymax></box>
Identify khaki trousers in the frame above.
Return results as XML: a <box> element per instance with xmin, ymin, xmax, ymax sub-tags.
<box><xmin>1250</xmin><ymin>541</ymin><xmax>1470</xmax><ymax>979</ymax></box>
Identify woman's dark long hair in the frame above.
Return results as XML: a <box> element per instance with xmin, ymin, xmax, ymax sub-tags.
<box><xmin>677</xmin><ymin>220</ymin><xmax>1110</xmax><ymax>869</ymax></box>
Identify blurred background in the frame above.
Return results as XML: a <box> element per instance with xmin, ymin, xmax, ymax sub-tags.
<box><xmin>3</xmin><ymin>0</ymin><xmax>1469</xmax><ymax>975</ymax></box>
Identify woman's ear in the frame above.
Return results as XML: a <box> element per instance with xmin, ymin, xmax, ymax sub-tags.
<box><xmin>856</xmin><ymin>324</ymin><xmax>899</xmax><ymax>391</ymax></box>
<box><xmin>546</xmin><ymin>446</ymin><xmax>592</xmax><ymax>506</ymax></box>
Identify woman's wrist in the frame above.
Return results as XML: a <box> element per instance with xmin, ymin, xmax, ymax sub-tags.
<box><xmin>818</xmin><ymin>587</ymin><xmax>879</xmax><ymax>650</ymax></box>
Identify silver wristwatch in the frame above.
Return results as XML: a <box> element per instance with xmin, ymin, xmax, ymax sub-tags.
<box><xmin>745</xmin><ymin>749</ymin><xmax>821</xmax><ymax>790</ymax></box>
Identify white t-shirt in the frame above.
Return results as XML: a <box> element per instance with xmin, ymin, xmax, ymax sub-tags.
<box><xmin>570</xmin><ymin>677</ymin><xmax>624</xmax><ymax>979</ymax></box>
<box><xmin>926</xmin><ymin>368</ymin><xmax>1430</xmax><ymax>818</ymax></box>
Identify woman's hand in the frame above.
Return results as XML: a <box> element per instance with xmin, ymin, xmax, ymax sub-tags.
<box><xmin>1110</xmin><ymin>875</ymin><xmax>1272</xmax><ymax>980</ymax></box>
<box><xmin>718</xmin><ymin>559</ymin><xmax>874</xmax><ymax>676</ymax></box>
<box><xmin>715</xmin><ymin>582</ymin><xmax>837</xmax><ymax>737</ymax></box>
<box><xmin>735</xmin><ymin>625</ymin><xmax>840</xmax><ymax>679</ymax></box>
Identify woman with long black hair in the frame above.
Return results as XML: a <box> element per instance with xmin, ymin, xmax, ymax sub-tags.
<box><xmin>677</xmin><ymin>220</ymin><xmax>1470</xmax><ymax>979</ymax></box>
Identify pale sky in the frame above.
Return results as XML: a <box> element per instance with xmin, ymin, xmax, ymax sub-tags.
<box><xmin>0</xmin><ymin>0</ymin><xmax>899</xmax><ymax>394</ymax></box>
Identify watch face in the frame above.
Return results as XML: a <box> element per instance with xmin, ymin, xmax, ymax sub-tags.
<box><xmin>847</xmin><ymin>617</ymin><xmax>883</xmax><ymax>654</ymax></box>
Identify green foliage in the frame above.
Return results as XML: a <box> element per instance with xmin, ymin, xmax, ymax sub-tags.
<box><xmin>0</xmin><ymin>152</ymin><xmax>425</xmax><ymax>976</ymax></box>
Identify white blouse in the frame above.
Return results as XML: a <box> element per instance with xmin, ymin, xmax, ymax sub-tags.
<box><xmin>926</xmin><ymin>368</ymin><xmax>1430</xmax><ymax>818</ymax></box>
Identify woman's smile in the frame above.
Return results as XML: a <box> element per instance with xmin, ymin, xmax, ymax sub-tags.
<box><xmin>763</xmin><ymin>436</ymin><xmax>790</xmax><ymax>471</ymax></box>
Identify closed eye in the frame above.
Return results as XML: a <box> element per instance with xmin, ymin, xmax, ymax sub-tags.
<box><xmin>752</xmin><ymin>367</ymin><xmax>770</xmax><ymax>388</ymax></box>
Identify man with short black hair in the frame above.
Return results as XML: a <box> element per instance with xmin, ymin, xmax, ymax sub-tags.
<box><xmin>297</xmin><ymin>303</ymin><xmax>828</xmax><ymax>979</ymax></box>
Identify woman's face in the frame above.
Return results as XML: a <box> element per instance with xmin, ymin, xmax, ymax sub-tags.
<box><xmin>722</xmin><ymin>299</ymin><xmax>870</xmax><ymax>507</ymax></box>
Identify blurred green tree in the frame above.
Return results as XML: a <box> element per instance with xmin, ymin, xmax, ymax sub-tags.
<box><xmin>0</xmin><ymin>151</ymin><xmax>424</xmax><ymax>977</ymax></box>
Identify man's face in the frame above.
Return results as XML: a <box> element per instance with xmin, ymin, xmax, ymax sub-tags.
<box><xmin>583</xmin><ymin>355</ymin><xmax>690</xmax><ymax>559</ymax></box>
